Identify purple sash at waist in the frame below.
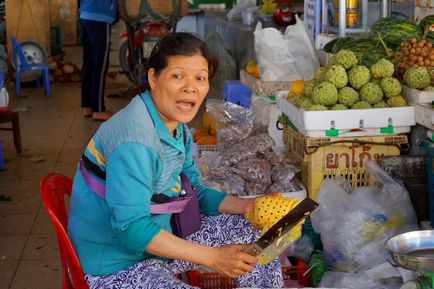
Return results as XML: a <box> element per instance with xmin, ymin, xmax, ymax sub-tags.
<box><xmin>79</xmin><ymin>159</ymin><xmax>191</xmax><ymax>214</ymax></box>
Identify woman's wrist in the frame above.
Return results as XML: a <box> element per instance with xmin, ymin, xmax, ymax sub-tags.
<box><xmin>218</xmin><ymin>195</ymin><xmax>254</xmax><ymax>215</ymax></box>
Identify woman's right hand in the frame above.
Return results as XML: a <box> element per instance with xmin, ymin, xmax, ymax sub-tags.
<box><xmin>205</xmin><ymin>244</ymin><xmax>257</xmax><ymax>278</ymax></box>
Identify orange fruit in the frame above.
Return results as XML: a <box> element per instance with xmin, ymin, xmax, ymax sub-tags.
<box><xmin>291</xmin><ymin>80</ymin><xmax>305</xmax><ymax>94</ymax></box>
<box><xmin>246</xmin><ymin>60</ymin><xmax>259</xmax><ymax>77</ymax></box>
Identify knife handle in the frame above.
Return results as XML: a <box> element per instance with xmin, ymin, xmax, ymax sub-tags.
<box><xmin>242</xmin><ymin>243</ymin><xmax>263</xmax><ymax>256</ymax></box>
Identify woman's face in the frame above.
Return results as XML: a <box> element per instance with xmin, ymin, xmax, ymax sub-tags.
<box><xmin>148</xmin><ymin>54</ymin><xmax>210</xmax><ymax>133</ymax></box>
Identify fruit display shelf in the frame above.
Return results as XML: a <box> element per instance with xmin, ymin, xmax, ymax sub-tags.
<box><xmin>276</xmin><ymin>91</ymin><xmax>416</xmax><ymax>137</ymax></box>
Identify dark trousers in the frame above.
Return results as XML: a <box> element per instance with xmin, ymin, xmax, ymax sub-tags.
<box><xmin>80</xmin><ymin>19</ymin><xmax>111</xmax><ymax>112</ymax></box>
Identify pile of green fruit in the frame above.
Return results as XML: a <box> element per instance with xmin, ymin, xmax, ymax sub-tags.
<box><xmin>288</xmin><ymin>50</ymin><xmax>408</xmax><ymax>110</ymax></box>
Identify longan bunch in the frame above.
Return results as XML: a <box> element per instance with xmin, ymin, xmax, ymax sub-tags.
<box><xmin>394</xmin><ymin>37</ymin><xmax>434</xmax><ymax>78</ymax></box>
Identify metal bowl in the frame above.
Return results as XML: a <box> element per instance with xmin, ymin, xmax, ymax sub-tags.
<box><xmin>385</xmin><ymin>230</ymin><xmax>434</xmax><ymax>272</ymax></box>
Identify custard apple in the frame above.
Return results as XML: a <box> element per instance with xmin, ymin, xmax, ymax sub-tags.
<box><xmin>303</xmin><ymin>79</ymin><xmax>317</xmax><ymax>98</ymax></box>
<box><xmin>312</xmin><ymin>81</ymin><xmax>339</xmax><ymax>106</ymax></box>
<box><xmin>331</xmin><ymin>104</ymin><xmax>348</xmax><ymax>110</ymax></box>
<box><xmin>338</xmin><ymin>87</ymin><xmax>359</xmax><ymax>107</ymax></box>
<box><xmin>334</xmin><ymin>49</ymin><xmax>358</xmax><ymax>70</ymax></box>
<box><xmin>351</xmin><ymin>101</ymin><xmax>372</xmax><ymax>109</ymax></box>
<box><xmin>348</xmin><ymin>65</ymin><xmax>370</xmax><ymax>90</ymax></box>
<box><xmin>370</xmin><ymin>58</ymin><xmax>395</xmax><ymax>79</ymax></box>
<box><xmin>380</xmin><ymin>77</ymin><xmax>402</xmax><ymax>98</ymax></box>
<box><xmin>360</xmin><ymin>82</ymin><xmax>384</xmax><ymax>105</ymax></box>
<box><xmin>308</xmin><ymin>104</ymin><xmax>328</xmax><ymax>111</ymax></box>
<box><xmin>296</xmin><ymin>96</ymin><xmax>314</xmax><ymax>110</ymax></box>
<box><xmin>327</xmin><ymin>54</ymin><xmax>337</xmax><ymax>66</ymax></box>
<box><xmin>325</xmin><ymin>65</ymin><xmax>348</xmax><ymax>88</ymax></box>
<box><xmin>403</xmin><ymin>66</ymin><xmax>431</xmax><ymax>90</ymax></box>
<box><xmin>386</xmin><ymin>96</ymin><xmax>407</xmax><ymax>107</ymax></box>
<box><xmin>373</xmin><ymin>101</ymin><xmax>389</xmax><ymax>108</ymax></box>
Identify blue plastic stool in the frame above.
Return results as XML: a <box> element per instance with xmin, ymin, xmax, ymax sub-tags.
<box><xmin>223</xmin><ymin>80</ymin><xmax>252</xmax><ymax>108</ymax></box>
<box><xmin>11</xmin><ymin>36</ymin><xmax>51</xmax><ymax>97</ymax></box>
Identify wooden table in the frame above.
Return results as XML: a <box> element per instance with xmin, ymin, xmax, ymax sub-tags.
<box><xmin>0</xmin><ymin>111</ymin><xmax>22</xmax><ymax>153</ymax></box>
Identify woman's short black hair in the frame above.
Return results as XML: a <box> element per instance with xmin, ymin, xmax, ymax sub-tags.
<box><xmin>146</xmin><ymin>32</ymin><xmax>218</xmax><ymax>82</ymax></box>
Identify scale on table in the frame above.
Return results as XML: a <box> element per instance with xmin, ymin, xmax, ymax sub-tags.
<box><xmin>385</xmin><ymin>230</ymin><xmax>434</xmax><ymax>289</ymax></box>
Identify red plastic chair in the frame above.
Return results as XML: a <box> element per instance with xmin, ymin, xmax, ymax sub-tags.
<box><xmin>40</xmin><ymin>173</ymin><xmax>89</xmax><ymax>289</ymax></box>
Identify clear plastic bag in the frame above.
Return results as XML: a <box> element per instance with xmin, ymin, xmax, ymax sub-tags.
<box><xmin>206</xmin><ymin>99</ymin><xmax>255</xmax><ymax>151</ymax></box>
<box><xmin>310</xmin><ymin>161</ymin><xmax>418</xmax><ymax>272</ymax></box>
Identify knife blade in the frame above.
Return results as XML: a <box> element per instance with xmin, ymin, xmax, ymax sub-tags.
<box><xmin>243</xmin><ymin>197</ymin><xmax>319</xmax><ymax>256</ymax></box>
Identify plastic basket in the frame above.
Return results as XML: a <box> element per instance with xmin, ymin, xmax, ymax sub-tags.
<box><xmin>281</xmin><ymin>114</ymin><xmax>408</xmax><ymax>199</ymax></box>
<box><xmin>195</xmin><ymin>144</ymin><xmax>219</xmax><ymax>158</ymax></box>
<box><xmin>186</xmin><ymin>263</ymin><xmax>308</xmax><ymax>289</ymax></box>
<box><xmin>240</xmin><ymin>70</ymin><xmax>293</xmax><ymax>97</ymax></box>
<box><xmin>426</xmin><ymin>146</ymin><xmax>434</xmax><ymax>226</ymax></box>
<box><xmin>379</xmin><ymin>155</ymin><xmax>429</xmax><ymax>223</ymax></box>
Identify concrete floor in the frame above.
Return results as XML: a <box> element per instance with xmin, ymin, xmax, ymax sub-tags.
<box><xmin>0</xmin><ymin>23</ymin><xmax>133</xmax><ymax>288</ymax></box>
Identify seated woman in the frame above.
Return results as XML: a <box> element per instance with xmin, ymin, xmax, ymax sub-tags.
<box><xmin>68</xmin><ymin>32</ymin><xmax>284</xmax><ymax>289</ymax></box>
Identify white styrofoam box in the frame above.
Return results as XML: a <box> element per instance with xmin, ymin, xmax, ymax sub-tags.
<box><xmin>403</xmin><ymin>85</ymin><xmax>434</xmax><ymax>105</ymax></box>
<box><xmin>276</xmin><ymin>91</ymin><xmax>416</xmax><ymax>137</ymax></box>
<box><xmin>268</xmin><ymin>104</ymin><xmax>284</xmax><ymax>148</ymax></box>
<box><xmin>315</xmin><ymin>33</ymin><xmax>337</xmax><ymax>50</ymax></box>
<box><xmin>316</xmin><ymin>49</ymin><xmax>333</xmax><ymax>67</ymax></box>
<box><xmin>413</xmin><ymin>103</ymin><xmax>434</xmax><ymax>130</ymax></box>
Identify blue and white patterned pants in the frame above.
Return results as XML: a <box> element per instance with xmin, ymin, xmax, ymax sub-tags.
<box><xmin>85</xmin><ymin>214</ymin><xmax>284</xmax><ymax>289</ymax></box>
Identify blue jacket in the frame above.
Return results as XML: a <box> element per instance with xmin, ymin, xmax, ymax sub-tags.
<box><xmin>68</xmin><ymin>91</ymin><xmax>226</xmax><ymax>275</ymax></box>
<box><xmin>79</xmin><ymin>0</ymin><xmax>117</xmax><ymax>24</ymax></box>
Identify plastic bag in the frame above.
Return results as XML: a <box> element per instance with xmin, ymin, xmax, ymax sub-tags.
<box><xmin>310</xmin><ymin>161</ymin><xmax>418</xmax><ymax>272</ymax></box>
<box><xmin>319</xmin><ymin>271</ymin><xmax>384</xmax><ymax>289</ymax></box>
<box><xmin>206</xmin><ymin>99</ymin><xmax>255</xmax><ymax>151</ymax></box>
<box><xmin>226</xmin><ymin>0</ymin><xmax>256</xmax><ymax>21</ymax></box>
<box><xmin>254</xmin><ymin>15</ymin><xmax>320</xmax><ymax>82</ymax></box>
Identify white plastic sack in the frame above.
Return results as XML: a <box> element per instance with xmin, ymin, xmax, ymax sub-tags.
<box><xmin>254</xmin><ymin>15</ymin><xmax>319</xmax><ymax>82</ymax></box>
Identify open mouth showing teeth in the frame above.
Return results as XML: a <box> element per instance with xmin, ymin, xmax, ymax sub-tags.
<box><xmin>176</xmin><ymin>101</ymin><xmax>195</xmax><ymax>111</ymax></box>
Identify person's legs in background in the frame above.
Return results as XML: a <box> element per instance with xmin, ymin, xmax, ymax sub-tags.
<box><xmin>80</xmin><ymin>19</ymin><xmax>93</xmax><ymax>117</ymax></box>
<box><xmin>80</xmin><ymin>19</ymin><xmax>113</xmax><ymax>121</ymax></box>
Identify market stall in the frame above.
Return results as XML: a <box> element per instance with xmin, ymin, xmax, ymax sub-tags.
<box><xmin>184</xmin><ymin>1</ymin><xmax>433</xmax><ymax>287</ymax></box>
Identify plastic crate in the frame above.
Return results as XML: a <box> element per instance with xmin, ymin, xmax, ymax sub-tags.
<box><xmin>193</xmin><ymin>144</ymin><xmax>219</xmax><ymax>159</ymax></box>
<box><xmin>427</xmin><ymin>146</ymin><xmax>434</xmax><ymax>227</ymax></box>
<box><xmin>223</xmin><ymin>80</ymin><xmax>252</xmax><ymax>108</ymax></box>
<box><xmin>379</xmin><ymin>155</ymin><xmax>429</xmax><ymax>223</ymax></box>
<box><xmin>281</xmin><ymin>114</ymin><xmax>408</xmax><ymax>199</ymax></box>
<box><xmin>240</xmin><ymin>70</ymin><xmax>293</xmax><ymax>97</ymax></box>
<box><xmin>186</xmin><ymin>263</ymin><xmax>308</xmax><ymax>289</ymax></box>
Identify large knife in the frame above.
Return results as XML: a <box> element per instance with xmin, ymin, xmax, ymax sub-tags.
<box><xmin>243</xmin><ymin>197</ymin><xmax>319</xmax><ymax>256</ymax></box>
